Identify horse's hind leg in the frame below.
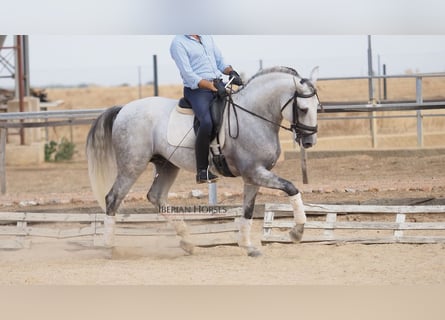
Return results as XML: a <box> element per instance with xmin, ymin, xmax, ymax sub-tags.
<box><xmin>147</xmin><ymin>156</ymin><xmax>179</xmax><ymax>207</ymax></box>
<box><xmin>238</xmin><ymin>183</ymin><xmax>262</xmax><ymax>257</ymax></box>
<box><xmin>147</xmin><ymin>158</ymin><xmax>195</xmax><ymax>255</ymax></box>
<box><xmin>104</xmin><ymin>162</ymin><xmax>148</xmax><ymax>247</ymax></box>
<box><xmin>245</xmin><ymin>166</ymin><xmax>306</xmax><ymax>243</ymax></box>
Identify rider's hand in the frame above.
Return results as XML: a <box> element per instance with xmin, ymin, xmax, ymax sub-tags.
<box><xmin>229</xmin><ymin>70</ymin><xmax>243</xmax><ymax>86</ymax></box>
<box><xmin>213</xmin><ymin>79</ymin><xmax>228</xmax><ymax>98</ymax></box>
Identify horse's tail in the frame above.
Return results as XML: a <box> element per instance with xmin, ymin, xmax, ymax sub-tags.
<box><xmin>86</xmin><ymin>106</ymin><xmax>122</xmax><ymax>212</ymax></box>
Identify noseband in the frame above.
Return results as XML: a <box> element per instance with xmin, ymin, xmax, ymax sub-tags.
<box><xmin>280</xmin><ymin>78</ymin><xmax>321</xmax><ymax>139</ymax></box>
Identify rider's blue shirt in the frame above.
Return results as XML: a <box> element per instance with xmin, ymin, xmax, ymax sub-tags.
<box><xmin>170</xmin><ymin>35</ymin><xmax>229</xmax><ymax>90</ymax></box>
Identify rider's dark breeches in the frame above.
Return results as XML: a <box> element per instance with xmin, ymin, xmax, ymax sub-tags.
<box><xmin>184</xmin><ymin>87</ymin><xmax>214</xmax><ymax>171</ymax></box>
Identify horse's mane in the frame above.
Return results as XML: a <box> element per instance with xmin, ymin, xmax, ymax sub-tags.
<box><xmin>236</xmin><ymin>66</ymin><xmax>301</xmax><ymax>92</ymax></box>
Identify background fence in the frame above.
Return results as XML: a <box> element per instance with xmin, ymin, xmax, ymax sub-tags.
<box><xmin>311</xmin><ymin>73</ymin><xmax>445</xmax><ymax>149</ymax></box>
<box><xmin>0</xmin><ymin>72</ymin><xmax>445</xmax><ymax>195</ymax></box>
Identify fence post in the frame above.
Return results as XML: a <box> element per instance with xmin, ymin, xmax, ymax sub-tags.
<box><xmin>416</xmin><ymin>76</ymin><xmax>424</xmax><ymax>147</ymax></box>
<box><xmin>370</xmin><ymin>111</ymin><xmax>377</xmax><ymax>148</ymax></box>
<box><xmin>138</xmin><ymin>66</ymin><xmax>142</xmax><ymax>99</ymax></box>
<box><xmin>367</xmin><ymin>36</ymin><xmax>374</xmax><ymax>102</ymax></box>
<box><xmin>367</xmin><ymin>36</ymin><xmax>377</xmax><ymax>148</ymax></box>
<box><xmin>153</xmin><ymin>55</ymin><xmax>159</xmax><ymax>97</ymax></box>
<box><xmin>383</xmin><ymin>64</ymin><xmax>387</xmax><ymax>100</ymax></box>
<box><xmin>300</xmin><ymin>145</ymin><xmax>309</xmax><ymax>184</ymax></box>
<box><xmin>0</xmin><ymin>128</ymin><xmax>6</xmax><ymax>194</ymax></box>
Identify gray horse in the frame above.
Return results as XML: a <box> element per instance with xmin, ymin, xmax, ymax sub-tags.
<box><xmin>86</xmin><ymin>66</ymin><xmax>321</xmax><ymax>257</ymax></box>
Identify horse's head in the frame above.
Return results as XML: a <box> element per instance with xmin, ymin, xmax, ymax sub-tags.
<box><xmin>282</xmin><ymin>66</ymin><xmax>321</xmax><ymax>149</ymax></box>
<box><xmin>232</xmin><ymin>66</ymin><xmax>321</xmax><ymax>149</ymax></box>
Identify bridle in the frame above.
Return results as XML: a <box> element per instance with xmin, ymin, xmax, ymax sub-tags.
<box><xmin>280</xmin><ymin>78</ymin><xmax>322</xmax><ymax>140</ymax></box>
<box><xmin>227</xmin><ymin>77</ymin><xmax>322</xmax><ymax>140</ymax></box>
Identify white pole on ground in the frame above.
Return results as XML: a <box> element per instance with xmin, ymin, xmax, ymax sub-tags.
<box><xmin>208</xmin><ymin>183</ymin><xmax>217</xmax><ymax>205</ymax></box>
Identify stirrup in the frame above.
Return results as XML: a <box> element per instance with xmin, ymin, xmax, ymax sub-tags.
<box><xmin>196</xmin><ymin>169</ymin><xmax>218</xmax><ymax>184</ymax></box>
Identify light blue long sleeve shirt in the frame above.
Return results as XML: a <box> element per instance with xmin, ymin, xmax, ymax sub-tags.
<box><xmin>170</xmin><ymin>35</ymin><xmax>229</xmax><ymax>89</ymax></box>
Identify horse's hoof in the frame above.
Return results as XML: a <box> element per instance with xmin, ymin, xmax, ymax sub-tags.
<box><xmin>289</xmin><ymin>224</ymin><xmax>305</xmax><ymax>243</ymax></box>
<box><xmin>246</xmin><ymin>246</ymin><xmax>262</xmax><ymax>257</ymax></box>
<box><xmin>180</xmin><ymin>239</ymin><xmax>195</xmax><ymax>255</ymax></box>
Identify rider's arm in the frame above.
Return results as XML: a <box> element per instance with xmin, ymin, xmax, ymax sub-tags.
<box><xmin>198</xmin><ymin>79</ymin><xmax>217</xmax><ymax>91</ymax></box>
<box><xmin>170</xmin><ymin>37</ymin><xmax>202</xmax><ymax>89</ymax></box>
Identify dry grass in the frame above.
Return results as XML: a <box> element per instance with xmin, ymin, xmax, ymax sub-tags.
<box><xmin>317</xmin><ymin>77</ymin><xmax>445</xmax><ymax>129</ymax></box>
<box><xmin>317</xmin><ymin>77</ymin><xmax>445</xmax><ymax>102</ymax></box>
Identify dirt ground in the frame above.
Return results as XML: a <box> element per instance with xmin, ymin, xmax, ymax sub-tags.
<box><xmin>1</xmin><ymin>149</ymin><xmax>445</xmax><ymax>285</ymax></box>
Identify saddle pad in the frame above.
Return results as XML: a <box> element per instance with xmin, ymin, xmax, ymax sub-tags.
<box><xmin>167</xmin><ymin>106</ymin><xmax>196</xmax><ymax>148</ymax></box>
<box><xmin>166</xmin><ymin>105</ymin><xmax>226</xmax><ymax>149</ymax></box>
<box><xmin>175</xmin><ymin>105</ymin><xmax>194</xmax><ymax>115</ymax></box>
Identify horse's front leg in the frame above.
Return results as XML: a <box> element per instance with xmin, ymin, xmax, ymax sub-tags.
<box><xmin>246</xmin><ymin>166</ymin><xmax>306</xmax><ymax>243</ymax></box>
<box><xmin>238</xmin><ymin>184</ymin><xmax>262</xmax><ymax>257</ymax></box>
<box><xmin>288</xmin><ymin>192</ymin><xmax>306</xmax><ymax>242</ymax></box>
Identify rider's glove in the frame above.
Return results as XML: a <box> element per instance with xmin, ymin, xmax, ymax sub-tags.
<box><xmin>229</xmin><ymin>70</ymin><xmax>243</xmax><ymax>86</ymax></box>
<box><xmin>214</xmin><ymin>79</ymin><xmax>228</xmax><ymax>99</ymax></box>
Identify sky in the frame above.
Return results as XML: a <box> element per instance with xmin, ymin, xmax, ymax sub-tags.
<box><xmin>2</xmin><ymin>35</ymin><xmax>445</xmax><ymax>88</ymax></box>
<box><xmin>1</xmin><ymin>1</ymin><xmax>445</xmax><ymax>88</ymax></box>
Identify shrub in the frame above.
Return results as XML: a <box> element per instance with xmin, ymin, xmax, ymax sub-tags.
<box><xmin>44</xmin><ymin>138</ymin><xmax>76</xmax><ymax>162</ymax></box>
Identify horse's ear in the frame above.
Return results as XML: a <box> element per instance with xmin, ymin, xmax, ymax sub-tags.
<box><xmin>310</xmin><ymin>66</ymin><xmax>319</xmax><ymax>84</ymax></box>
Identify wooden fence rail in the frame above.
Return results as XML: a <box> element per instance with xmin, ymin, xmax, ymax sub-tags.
<box><xmin>262</xmin><ymin>204</ymin><xmax>445</xmax><ymax>245</ymax></box>
<box><xmin>2</xmin><ymin>204</ymin><xmax>445</xmax><ymax>250</ymax></box>
<box><xmin>0</xmin><ymin>108</ymin><xmax>105</xmax><ymax>194</ymax></box>
<box><xmin>0</xmin><ymin>208</ymin><xmax>244</xmax><ymax>250</ymax></box>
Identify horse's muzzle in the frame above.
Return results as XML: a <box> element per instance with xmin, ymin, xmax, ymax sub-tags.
<box><xmin>300</xmin><ymin>134</ymin><xmax>317</xmax><ymax>149</ymax></box>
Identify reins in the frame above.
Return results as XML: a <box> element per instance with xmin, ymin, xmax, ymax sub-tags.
<box><xmin>227</xmin><ymin>94</ymin><xmax>293</xmax><ymax>139</ymax></box>
<box><xmin>226</xmin><ymin>80</ymin><xmax>321</xmax><ymax>139</ymax></box>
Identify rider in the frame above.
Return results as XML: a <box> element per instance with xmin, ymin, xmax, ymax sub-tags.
<box><xmin>170</xmin><ymin>35</ymin><xmax>243</xmax><ymax>184</ymax></box>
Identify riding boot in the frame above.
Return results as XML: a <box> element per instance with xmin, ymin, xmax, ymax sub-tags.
<box><xmin>195</xmin><ymin>131</ymin><xmax>218</xmax><ymax>184</ymax></box>
<box><xmin>196</xmin><ymin>169</ymin><xmax>218</xmax><ymax>184</ymax></box>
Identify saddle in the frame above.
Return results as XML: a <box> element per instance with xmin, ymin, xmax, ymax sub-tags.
<box><xmin>170</xmin><ymin>96</ymin><xmax>235</xmax><ymax>177</ymax></box>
